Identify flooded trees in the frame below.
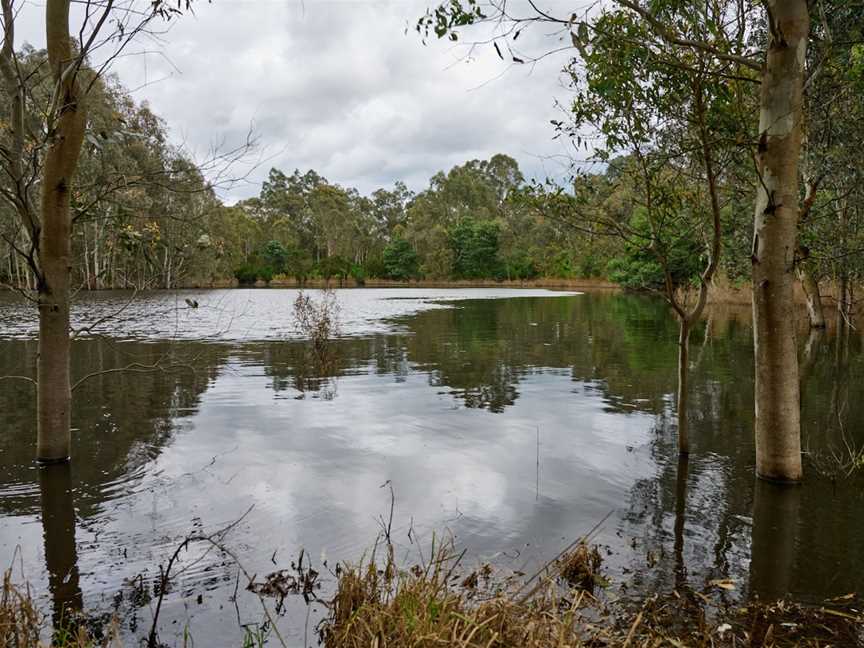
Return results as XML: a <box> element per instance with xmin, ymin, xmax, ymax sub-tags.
<box><xmin>414</xmin><ymin>0</ymin><xmax>826</xmax><ymax>480</ymax></box>
<box><xmin>576</xmin><ymin>13</ymin><xmax>736</xmax><ymax>455</ymax></box>
<box><xmin>750</xmin><ymin>1</ymin><xmax>809</xmax><ymax>481</ymax></box>
<box><xmin>0</xmin><ymin>0</ymin><xmax>195</xmax><ymax>462</ymax></box>
<box><xmin>35</xmin><ymin>0</ymin><xmax>89</xmax><ymax>463</ymax></box>
<box><xmin>0</xmin><ymin>0</ymin><xmax>87</xmax><ymax>461</ymax></box>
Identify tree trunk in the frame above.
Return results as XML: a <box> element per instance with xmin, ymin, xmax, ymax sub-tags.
<box><xmin>676</xmin><ymin>320</ymin><xmax>691</xmax><ymax>455</ymax></box>
<box><xmin>673</xmin><ymin>452</ymin><xmax>689</xmax><ymax>590</ymax></box>
<box><xmin>797</xmin><ymin>260</ymin><xmax>825</xmax><ymax>328</ymax></box>
<box><xmin>82</xmin><ymin>225</ymin><xmax>90</xmax><ymax>289</ymax></box>
<box><xmin>39</xmin><ymin>463</ymin><xmax>83</xmax><ymax>632</ymax></box>
<box><xmin>799</xmin><ymin>326</ymin><xmax>823</xmax><ymax>388</ymax></box>
<box><xmin>837</xmin><ymin>272</ymin><xmax>851</xmax><ymax>327</ymax></box>
<box><xmin>751</xmin><ymin>0</ymin><xmax>808</xmax><ymax>482</ymax></box>
<box><xmin>749</xmin><ymin>478</ymin><xmax>800</xmax><ymax>600</ymax></box>
<box><xmin>37</xmin><ymin>0</ymin><xmax>87</xmax><ymax>463</ymax></box>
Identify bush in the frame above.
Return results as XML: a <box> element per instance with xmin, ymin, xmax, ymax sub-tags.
<box><xmin>350</xmin><ymin>264</ymin><xmax>366</xmax><ymax>286</ymax></box>
<box><xmin>501</xmin><ymin>253</ymin><xmax>539</xmax><ymax>280</ymax></box>
<box><xmin>382</xmin><ymin>239</ymin><xmax>419</xmax><ymax>280</ymax></box>
<box><xmin>234</xmin><ymin>263</ymin><xmax>259</xmax><ymax>285</ymax></box>
<box><xmin>293</xmin><ymin>289</ymin><xmax>341</xmax><ymax>366</ymax></box>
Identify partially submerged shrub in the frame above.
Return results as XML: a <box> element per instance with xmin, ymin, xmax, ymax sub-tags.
<box><xmin>557</xmin><ymin>542</ymin><xmax>603</xmax><ymax>592</ymax></box>
<box><xmin>292</xmin><ymin>289</ymin><xmax>341</xmax><ymax>367</ymax></box>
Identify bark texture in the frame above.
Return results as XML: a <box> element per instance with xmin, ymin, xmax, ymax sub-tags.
<box><xmin>751</xmin><ymin>0</ymin><xmax>808</xmax><ymax>481</ymax></box>
<box><xmin>37</xmin><ymin>0</ymin><xmax>87</xmax><ymax>462</ymax></box>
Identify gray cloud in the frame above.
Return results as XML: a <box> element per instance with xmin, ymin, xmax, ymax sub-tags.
<box><xmin>19</xmin><ymin>0</ymin><xmax>580</xmax><ymax>201</ymax></box>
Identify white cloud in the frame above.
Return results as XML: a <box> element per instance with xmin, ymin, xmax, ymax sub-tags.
<box><xmin>17</xmin><ymin>0</ymin><xmax>581</xmax><ymax>201</ymax></box>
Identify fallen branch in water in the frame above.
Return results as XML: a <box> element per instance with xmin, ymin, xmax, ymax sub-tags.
<box><xmin>143</xmin><ymin>505</ymin><xmax>292</xmax><ymax>648</ymax></box>
<box><xmin>71</xmin><ymin>360</ymin><xmax>196</xmax><ymax>391</ymax></box>
<box><xmin>0</xmin><ymin>374</ymin><xmax>36</xmax><ymax>388</ymax></box>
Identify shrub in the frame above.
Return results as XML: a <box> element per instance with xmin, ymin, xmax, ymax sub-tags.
<box><xmin>292</xmin><ymin>289</ymin><xmax>341</xmax><ymax>366</ymax></box>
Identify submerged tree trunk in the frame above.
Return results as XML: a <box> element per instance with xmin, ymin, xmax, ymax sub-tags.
<box><xmin>797</xmin><ymin>259</ymin><xmax>825</xmax><ymax>328</ymax></box>
<box><xmin>751</xmin><ymin>0</ymin><xmax>808</xmax><ymax>481</ymax></box>
<box><xmin>749</xmin><ymin>478</ymin><xmax>800</xmax><ymax>600</ymax></box>
<box><xmin>676</xmin><ymin>321</ymin><xmax>692</xmax><ymax>454</ymax></box>
<box><xmin>39</xmin><ymin>463</ymin><xmax>83</xmax><ymax>631</ymax></box>
<box><xmin>37</xmin><ymin>0</ymin><xmax>87</xmax><ymax>462</ymax></box>
<box><xmin>673</xmin><ymin>452</ymin><xmax>689</xmax><ymax>590</ymax></box>
<box><xmin>670</xmin><ymin>80</ymin><xmax>723</xmax><ymax>457</ymax></box>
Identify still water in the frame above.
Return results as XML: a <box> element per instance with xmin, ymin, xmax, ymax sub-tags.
<box><xmin>1</xmin><ymin>288</ymin><xmax>863</xmax><ymax>645</ymax></box>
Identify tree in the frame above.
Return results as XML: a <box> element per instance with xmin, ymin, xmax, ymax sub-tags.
<box><xmin>382</xmin><ymin>238</ymin><xmax>419</xmax><ymax>280</ymax></box>
<box><xmin>796</xmin><ymin>7</ymin><xmax>864</xmax><ymax>331</ymax></box>
<box><xmin>416</xmin><ymin>0</ymin><xmax>814</xmax><ymax>480</ymax></box>
<box><xmin>0</xmin><ymin>0</ymin><xmax>195</xmax><ymax>462</ymax></box>
<box><xmin>450</xmin><ymin>219</ymin><xmax>501</xmax><ymax>279</ymax></box>
<box><xmin>750</xmin><ymin>1</ymin><xmax>809</xmax><ymax>481</ymax></box>
<box><xmin>263</xmin><ymin>240</ymin><xmax>290</xmax><ymax>275</ymax></box>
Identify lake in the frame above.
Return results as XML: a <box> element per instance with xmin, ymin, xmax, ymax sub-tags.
<box><xmin>1</xmin><ymin>288</ymin><xmax>863</xmax><ymax>646</ymax></box>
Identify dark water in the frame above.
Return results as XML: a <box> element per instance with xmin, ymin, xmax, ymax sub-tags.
<box><xmin>1</xmin><ymin>288</ymin><xmax>863</xmax><ymax>646</ymax></box>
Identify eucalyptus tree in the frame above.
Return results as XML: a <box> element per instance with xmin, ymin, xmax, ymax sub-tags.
<box><xmin>370</xmin><ymin>181</ymin><xmax>413</xmax><ymax>239</ymax></box>
<box><xmin>405</xmin><ymin>154</ymin><xmax>522</xmax><ymax>278</ymax></box>
<box><xmin>799</xmin><ymin>6</ymin><xmax>864</xmax><ymax>331</ymax></box>
<box><xmin>418</xmin><ymin>0</ymin><xmax>815</xmax><ymax>480</ymax></box>
<box><xmin>569</xmin><ymin>6</ymin><xmax>752</xmax><ymax>454</ymax></box>
<box><xmin>0</xmin><ymin>0</ymin><xmax>194</xmax><ymax>463</ymax></box>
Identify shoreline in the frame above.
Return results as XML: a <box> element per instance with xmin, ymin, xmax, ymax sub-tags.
<box><xmin>0</xmin><ymin>275</ymin><xmax>853</xmax><ymax>311</ymax></box>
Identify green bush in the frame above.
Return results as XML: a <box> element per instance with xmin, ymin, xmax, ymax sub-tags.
<box><xmin>450</xmin><ymin>219</ymin><xmax>501</xmax><ymax>279</ymax></box>
<box><xmin>383</xmin><ymin>238</ymin><xmax>419</xmax><ymax>280</ymax></box>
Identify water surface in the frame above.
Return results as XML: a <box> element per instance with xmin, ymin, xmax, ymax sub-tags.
<box><xmin>1</xmin><ymin>288</ymin><xmax>862</xmax><ymax>646</ymax></box>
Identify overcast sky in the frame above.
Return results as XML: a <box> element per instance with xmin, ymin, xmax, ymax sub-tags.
<box><xmin>18</xmin><ymin>0</ymin><xmax>579</xmax><ymax>202</ymax></box>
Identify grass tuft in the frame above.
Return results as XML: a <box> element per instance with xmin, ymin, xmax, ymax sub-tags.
<box><xmin>319</xmin><ymin>537</ymin><xmax>864</xmax><ymax>648</ymax></box>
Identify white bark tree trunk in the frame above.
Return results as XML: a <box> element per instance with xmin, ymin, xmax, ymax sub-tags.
<box><xmin>751</xmin><ymin>0</ymin><xmax>808</xmax><ymax>481</ymax></box>
<box><xmin>797</xmin><ymin>262</ymin><xmax>825</xmax><ymax>328</ymax></box>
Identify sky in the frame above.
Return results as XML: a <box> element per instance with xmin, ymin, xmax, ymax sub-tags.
<box><xmin>17</xmin><ymin>0</ymin><xmax>580</xmax><ymax>202</ymax></box>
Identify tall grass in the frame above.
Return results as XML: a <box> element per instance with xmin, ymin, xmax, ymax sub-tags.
<box><xmin>319</xmin><ymin>536</ymin><xmax>864</xmax><ymax>648</ymax></box>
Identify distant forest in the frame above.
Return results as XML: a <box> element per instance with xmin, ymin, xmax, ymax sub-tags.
<box><xmin>1</xmin><ymin>46</ymin><xmax>861</xmax><ymax>294</ymax></box>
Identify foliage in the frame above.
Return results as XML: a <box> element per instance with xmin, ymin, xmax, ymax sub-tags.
<box><xmin>0</xmin><ymin>49</ymin><xmax>228</xmax><ymax>291</ymax></box>
<box><xmin>449</xmin><ymin>219</ymin><xmax>501</xmax><ymax>279</ymax></box>
<box><xmin>292</xmin><ymin>290</ymin><xmax>342</xmax><ymax>366</ymax></box>
<box><xmin>607</xmin><ymin>209</ymin><xmax>704</xmax><ymax>291</ymax></box>
<box><xmin>382</xmin><ymin>238</ymin><xmax>419</xmax><ymax>280</ymax></box>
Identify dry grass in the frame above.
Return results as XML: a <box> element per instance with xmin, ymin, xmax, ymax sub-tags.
<box><xmin>320</xmin><ymin>539</ymin><xmax>593</xmax><ymax>648</ymax></box>
<box><xmin>4</xmin><ymin>540</ymin><xmax>863</xmax><ymax>648</ymax></box>
<box><xmin>0</xmin><ymin>571</ymin><xmax>119</xmax><ymax>648</ymax></box>
<box><xmin>319</xmin><ymin>537</ymin><xmax>864</xmax><ymax>648</ymax></box>
<box><xmin>1</xmin><ymin>570</ymin><xmax>41</xmax><ymax>648</ymax></box>
<box><xmin>556</xmin><ymin>542</ymin><xmax>603</xmax><ymax>593</ymax></box>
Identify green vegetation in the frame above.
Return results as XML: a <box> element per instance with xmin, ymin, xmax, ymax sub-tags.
<box><xmin>3</xmin><ymin>42</ymin><xmax>855</xmax><ymax>295</ymax></box>
<box><xmin>0</xmin><ymin>113</ymin><xmax>754</xmax><ymax>292</ymax></box>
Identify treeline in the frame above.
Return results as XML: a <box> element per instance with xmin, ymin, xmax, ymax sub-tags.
<box><xmin>0</xmin><ymin>50</ymin><xmax>783</xmax><ymax>291</ymax></box>
<box><xmin>0</xmin><ymin>46</ymin><xmax>230</xmax><ymax>291</ymax></box>
<box><xmin>230</xmin><ymin>155</ymin><xmax>604</xmax><ymax>285</ymax></box>
<box><xmin>2</xmin><ymin>52</ymin><xmax>862</xmax><ymax>296</ymax></box>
